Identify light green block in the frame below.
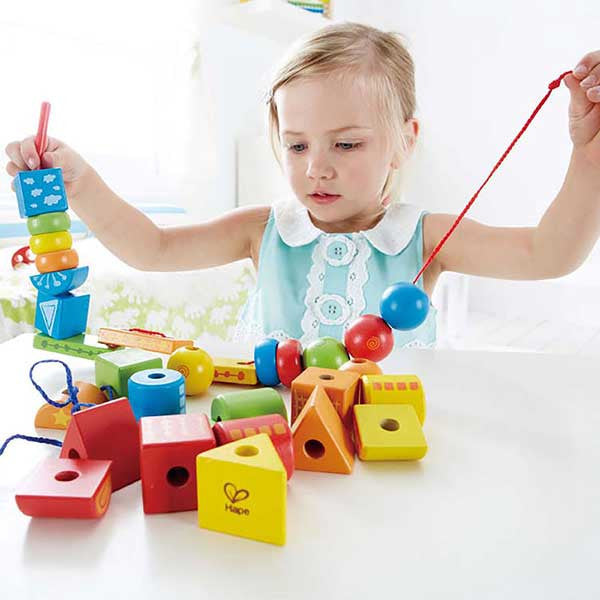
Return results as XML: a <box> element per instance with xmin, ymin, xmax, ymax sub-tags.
<box><xmin>95</xmin><ymin>347</ymin><xmax>162</xmax><ymax>398</ymax></box>
<box><xmin>33</xmin><ymin>332</ymin><xmax>118</xmax><ymax>360</ymax></box>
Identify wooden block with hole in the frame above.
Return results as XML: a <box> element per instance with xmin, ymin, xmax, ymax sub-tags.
<box><xmin>140</xmin><ymin>413</ymin><xmax>216</xmax><ymax>514</ymax></box>
<box><xmin>95</xmin><ymin>347</ymin><xmax>163</xmax><ymax>399</ymax></box>
<box><xmin>361</xmin><ymin>374</ymin><xmax>426</xmax><ymax>424</ymax></box>
<box><xmin>15</xmin><ymin>457</ymin><xmax>112</xmax><ymax>518</ymax></box>
<box><xmin>290</xmin><ymin>367</ymin><xmax>360</xmax><ymax>427</ymax></box>
<box><xmin>60</xmin><ymin>397</ymin><xmax>140</xmax><ymax>490</ymax></box>
<box><xmin>212</xmin><ymin>357</ymin><xmax>258</xmax><ymax>385</ymax></box>
<box><xmin>97</xmin><ymin>327</ymin><xmax>193</xmax><ymax>354</ymax></box>
<box><xmin>196</xmin><ymin>433</ymin><xmax>286</xmax><ymax>545</ymax></box>
<box><xmin>353</xmin><ymin>404</ymin><xmax>428</xmax><ymax>461</ymax></box>
<box><xmin>34</xmin><ymin>381</ymin><xmax>108</xmax><ymax>430</ymax></box>
<box><xmin>291</xmin><ymin>386</ymin><xmax>354</xmax><ymax>474</ymax></box>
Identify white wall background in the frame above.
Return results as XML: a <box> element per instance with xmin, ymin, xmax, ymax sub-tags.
<box><xmin>1</xmin><ymin>0</ymin><xmax>599</xmax><ymax>326</ymax></box>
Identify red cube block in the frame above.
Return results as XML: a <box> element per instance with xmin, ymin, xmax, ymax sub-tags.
<box><xmin>140</xmin><ymin>413</ymin><xmax>216</xmax><ymax>514</ymax></box>
<box><xmin>212</xmin><ymin>414</ymin><xmax>294</xmax><ymax>480</ymax></box>
<box><xmin>60</xmin><ymin>397</ymin><xmax>140</xmax><ymax>491</ymax></box>
<box><xmin>15</xmin><ymin>457</ymin><xmax>112</xmax><ymax>518</ymax></box>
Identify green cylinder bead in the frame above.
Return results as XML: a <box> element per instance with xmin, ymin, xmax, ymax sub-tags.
<box><xmin>211</xmin><ymin>388</ymin><xmax>287</xmax><ymax>422</ymax></box>
<box><xmin>27</xmin><ymin>211</ymin><xmax>71</xmax><ymax>236</ymax></box>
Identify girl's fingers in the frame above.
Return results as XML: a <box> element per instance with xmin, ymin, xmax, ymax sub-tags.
<box><xmin>573</xmin><ymin>51</ymin><xmax>600</xmax><ymax>80</ymax></box>
<box><xmin>4</xmin><ymin>141</ymin><xmax>28</xmax><ymax>170</ymax></box>
<box><xmin>5</xmin><ymin>161</ymin><xmax>20</xmax><ymax>177</ymax></box>
<box><xmin>20</xmin><ymin>136</ymin><xmax>40</xmax><ymax>169</ymax></box>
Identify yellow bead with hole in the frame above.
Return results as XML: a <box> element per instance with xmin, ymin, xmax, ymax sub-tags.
<box><xmin>361</xmin><ymin>374</ymin><xmax>426</xmax><ymax>424</ymax></box>
<box><xmin>167</xmin><ymin>346</ymin><xmax>214</xmax><ymax>395</ymax></box>
<box><xmin>29</xmin><ymin>230</ymin><xmax>73</xmax><ymax>255</ymax></box>
<box><xmin>196</xmin><ymin>433</ymin><xmax>286</xmax><ymax>545</ymax></box>
<box><xmin>353</xmin><ymin>404</ymin><xmax>428</xmax><ymax>461</ymax></box>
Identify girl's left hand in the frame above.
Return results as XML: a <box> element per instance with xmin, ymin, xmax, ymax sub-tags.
<box><xmin>565</xmin><ymin>51</ymin><xmax>600</xmax><ymax>165</ymax></box>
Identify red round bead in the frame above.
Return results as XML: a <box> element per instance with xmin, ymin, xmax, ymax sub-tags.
<box><xmin>344</xmin><ymin>314</ymin><xmax>394</xmax><ymax>362</ymax></box>
<box><xmin>276</xmin><ymin>338</ymin><xmax>303</xmax><ymax>388</ymax></box>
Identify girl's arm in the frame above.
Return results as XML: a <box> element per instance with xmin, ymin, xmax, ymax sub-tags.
<box><xmin>71</xmin><ymin>166</ymin><xmax>270</xmax><ymax>272</ymax></box>
<box><xmin>424</xmin><ymin>52</ymin><xmax>600</xmax><ymax>281</ymax></box>
<box><xmin>5</xmin><ymin>136</ymin><xmax>269</xmax><ymax>271</ymax></box>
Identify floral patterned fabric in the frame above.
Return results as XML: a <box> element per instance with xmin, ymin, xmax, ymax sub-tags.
<box><xmin>0</xmin><ymin>238</ymin><xmax>256</xmax><ymax>344</ymax></box>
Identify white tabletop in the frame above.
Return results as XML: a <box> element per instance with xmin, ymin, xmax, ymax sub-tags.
<box><xmin>1</xmin><ymin>333</ymin><xmax>599</xmax><ymax>599</ymax></box>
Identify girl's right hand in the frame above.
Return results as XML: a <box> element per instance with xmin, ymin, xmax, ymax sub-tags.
<box><xmin>4</xmin><ymin>136</ymin><xmax>90</xmax><ymax>194</ymax></box>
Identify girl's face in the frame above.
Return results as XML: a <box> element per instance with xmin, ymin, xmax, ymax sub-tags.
<box><xmin>275</xmin><ymin>73</ymin><xmax>416</xmax><ymax>232</ymax></box>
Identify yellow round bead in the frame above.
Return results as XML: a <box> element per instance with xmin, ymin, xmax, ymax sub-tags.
<box><xmin>29</xmin><ymin>230</ymin><xmax>73</xmax><ymax>255</ymax></box>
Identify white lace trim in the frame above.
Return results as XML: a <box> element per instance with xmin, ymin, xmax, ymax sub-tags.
<box><xmin>301</xmin><ymin>241</ymin><xmax>327</xmax><ymax>344</ymax></box>
<box><xmin>342</xmin><ymin>235</ymin><xmax>371</xmax><ymax>334</ymax></box>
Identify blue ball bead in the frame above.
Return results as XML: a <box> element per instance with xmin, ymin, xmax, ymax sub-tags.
<box><xmin>380</xmin><ymin>282</ymin><xmax>430</xmax><ymax>331</ymax></box>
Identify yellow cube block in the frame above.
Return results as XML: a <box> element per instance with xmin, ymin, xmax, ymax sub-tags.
<box><xmin>196</xmin><ymin>433</ymin><xmax>286</xmax><ymax>545</ymax></box>
<box><xmin>353</xmin><ymin>404</ymin><xmax>428</xmax><ymax>461</ymax></box>
<box><xmin>361</xmin><ymin>374</ymin><xmax>426</xmax><ymax>424</ymax></box>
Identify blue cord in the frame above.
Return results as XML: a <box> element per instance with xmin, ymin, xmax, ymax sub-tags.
<box><xmin>1</xmin><ymin>359</ymin><xmax>93</xmax><ymax>457</ymax></box>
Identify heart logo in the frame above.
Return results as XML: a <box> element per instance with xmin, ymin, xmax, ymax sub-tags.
<box><xmin>224</xmin><ymin>482</ymin><xmax>250</xmax><ymax>504</ymax></box>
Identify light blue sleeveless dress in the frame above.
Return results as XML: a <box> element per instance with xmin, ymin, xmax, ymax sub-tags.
<box><xmin>234</xmin><ymin>199</ymin><xmax>437</xmax><ymax>348</ymax></box>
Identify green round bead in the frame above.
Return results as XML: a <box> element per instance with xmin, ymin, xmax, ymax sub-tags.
<box><xmin>211</xmin><ymin>388</ymin><xmax>287</xmax><ymax>422</ymax></box>
<box><xmin>27</xmin><ymin>211</ymin><xmax>71</xmax><ymax>236</ymax></box>
<box><xmin>302</xmin><ymin>336</ymin><xmax>349</xmax><ymax>370</ymax></box>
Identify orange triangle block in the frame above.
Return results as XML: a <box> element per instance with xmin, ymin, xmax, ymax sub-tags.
<box><xmin>291</xmin><ymin>386</ymin><xmax>354</xmax><ymax>474</ymax></box>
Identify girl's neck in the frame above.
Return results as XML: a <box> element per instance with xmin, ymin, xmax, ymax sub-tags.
<box><xmin>308</xmin><ymin>205</ymin><xmax>387</xmax><ymax>234</ymax></box>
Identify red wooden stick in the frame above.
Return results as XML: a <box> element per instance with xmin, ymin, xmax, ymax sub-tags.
<box><xmin>34</xmin><ymin>101</ymin><xmax>51</xmax><ymax>161</ymax></box>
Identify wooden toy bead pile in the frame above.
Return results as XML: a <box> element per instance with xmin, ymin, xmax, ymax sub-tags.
<box><xmin>3</xmin><ymin>75</ymin><xmax>570</xmax><ymax>544</ymax></box>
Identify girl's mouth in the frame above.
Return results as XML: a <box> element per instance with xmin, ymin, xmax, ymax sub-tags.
<box><xmin>309</xmin><ymin>192</ymin><xmax>341</xmax><ymax>205</ymax></box>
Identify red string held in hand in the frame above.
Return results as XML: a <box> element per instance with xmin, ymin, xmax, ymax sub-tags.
<box><xmin>413</xmin><ymin>71</ymin><xmax>572</xmax><ymax>284</ymax></box>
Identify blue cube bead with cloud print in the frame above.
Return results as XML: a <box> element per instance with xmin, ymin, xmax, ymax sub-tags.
<box><xmin>14</xmin><ymin>168</ymin><xmax>68</xmax><ymax>218</ymax></box>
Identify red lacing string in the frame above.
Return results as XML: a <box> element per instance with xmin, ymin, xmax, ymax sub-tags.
<box><xmin>128</xmin><ymin>328</ymin><xmax>167</xmax><ymax>338</ymax></box>
<box><xmin>413</xmin><ymin>71</ymin><xmax>572</xmax><ymax>284</ymax></box>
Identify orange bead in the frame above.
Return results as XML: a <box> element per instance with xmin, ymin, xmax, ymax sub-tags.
<box><xmin>36</xmin><ymin>248</ymin><xmax>79</xmax><ymax>273</ymax></box>
<box><xmin>339</xmin><ymin>358</ymin><xmax>383</xmax><ymax>376</ymax></box>
<box><xmin>339</xmin><ymin>359</ymin><xmax>383</xmax><ymax>403</ymax></box>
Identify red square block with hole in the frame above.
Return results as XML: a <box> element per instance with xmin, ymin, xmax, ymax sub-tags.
<box><xmin>60</xmin><ymin>397</ymin><xmax>140</xmax><ymax>491</ymax></box>
<box><xmin>15</xmin><ymin>457</ymin><xmax>112</xmax><ymax>518</ymax></box>
<box><xmin>140</xmin><ymin>413</ymin><xmax>216</xmax><ymax>514</ymax></box>
<box><xmin>291</xmin><ymin>367</ymin><xmax>360</xmax><ymax>427</ymax></box>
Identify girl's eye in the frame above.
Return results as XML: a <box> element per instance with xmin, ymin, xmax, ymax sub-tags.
<box><xmin>289</xmin><ymin>144</ymin><xmax>306</xmax><ymax>153</ymax></box>
<box><xmin>337</xmin><ymin>142</ymin><xmax>361</xmax><ymax>151</ymax></box>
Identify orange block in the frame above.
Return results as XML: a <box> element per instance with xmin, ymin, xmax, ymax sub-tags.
<box><xmin>34</xmin><ymin>381</ymin><xmax>108</xmax><ymax>430</ymax></box>
<box><xmin>291</xmin><ymin>386</ymin><xmax>354</xmax><ymax>474</ymax></box>
<box><xmin>339</xmin><ymin>358</ymin><xmax>383</xmax><ymax>404</ymax></box>
<box><xmin>291</xmin><ymin>367</ymin><xmax>360</xmax><ymax>427</ymax></box>
<box><xmin>97</xmin><ymin>327</ymin><xmax>193</xmax><ymax>354</ymax></box>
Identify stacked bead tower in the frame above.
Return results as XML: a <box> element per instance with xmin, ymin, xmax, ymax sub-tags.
<box><xmin>14</xmin><ymin>103</ymin><xmax>90</xmax><ymax>340</ymax></box>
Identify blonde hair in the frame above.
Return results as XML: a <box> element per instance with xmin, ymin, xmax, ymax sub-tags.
<box><xmin>264</xmin><ymin>21</ymin><xmax>417</xmax><ymax>202</ymax></box>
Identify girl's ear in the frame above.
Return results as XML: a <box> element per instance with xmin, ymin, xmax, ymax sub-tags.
<box><xmin>391</xmin><ymin>118</ymin><xmax>420</xmax><ymax>169</ymax></box>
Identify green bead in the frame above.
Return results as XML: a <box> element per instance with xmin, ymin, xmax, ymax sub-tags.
<box><xmin>302</xmin><ymin>337</ymin><xmax>349</xmax><ymax>370</ymax></box>
<box><xmin>211</xmin><ymin>388</ymin><xmax>287</xmax><ymax>422</ymax></box>
<box><xmin>27</xmin><ymin>211</ymin><xmax>71</xmax><ymax>236</ymax></box>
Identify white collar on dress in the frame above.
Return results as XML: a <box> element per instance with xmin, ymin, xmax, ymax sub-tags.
<box><xmin>273</xmin><ymin>198</ymin><xmax>425</xmax><ymax>256</ymax></box>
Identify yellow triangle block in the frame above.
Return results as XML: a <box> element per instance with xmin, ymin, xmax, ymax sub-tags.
<box><xmin>196</xmin><ymin>433</ymin><xmax>286</xmax><ymax>545</ymax></box>
<box><xmin>291</xmin><ymin>386</ymin><xmax>354</xmax><ymax>474</ymax></box>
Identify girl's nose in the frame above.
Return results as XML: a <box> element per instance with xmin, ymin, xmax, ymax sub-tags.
<box><xmin>306</xmin><ymin>153</ymin><xmax>334</xmax><ymax>179</ymax></box>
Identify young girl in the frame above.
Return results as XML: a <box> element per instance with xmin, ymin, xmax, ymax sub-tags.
<box><xmin>5</xmin><ymin>23</ymin><xmax>600</xmax><ymax>349</ymax></box>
